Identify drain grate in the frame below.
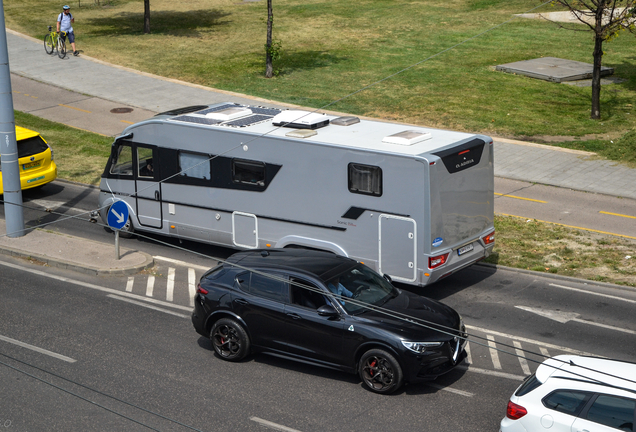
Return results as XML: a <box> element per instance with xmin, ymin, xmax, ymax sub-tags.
<box><xmin>110</xmin><ymin>107</ymin><xmax>134</xmax><ymax>114</ymax></box>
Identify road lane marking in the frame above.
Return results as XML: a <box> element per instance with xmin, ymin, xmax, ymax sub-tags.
<box><xmin>487</xmin><ymin>335</ymin><xmax>502</xmax><ymax>370</ymax></box>
<box><xmin>125</xmin><ymin>276</ymin><xmax>134</xmax><ymax>292</ymax></box>
<box><xmin>107</xmin><ymin>295</ymin><xmax>189</xmax><ymax>318</ymax></box>
<box><xmin>513</xmin><ymin>341</ymin><xmax>531</xmax><ymax>375</ymax></box>
<box><xmin>188</xmin><ymin>268</ymin><xmax>197</xmax><ymax>307</ymax></box>
<box><xmin>497</xmin><ymin>213</ymin><xmax>636</xmax><ymax>240</ymax></box>
<box><xmin>0</xmin><ymin>260</ymin><xmax>191</xmax><ymax>311</ymax></box>
<box><xmin>466</xmin><ymin>325</ymin><xmax>592</xmax><ymax>355</ymax></box>
<box><xmin>166</xmin><ymin>267</ymin><xmax>175</xmax><ymax>302</ymax></box>
<box><xmin>121</xmin><ymin>120</ymin><xmax>134</xmax><ymax>124</ymax></box>
<box><xmin>58</xmin><ymin>103</ymin><xmax>91</xmax><ymax>113</ymax></box>
<box><xmin>250</xmin><ymin>417</ymin><xmax>303</xmax><ymax>432</ymax></box>
<box><xmin>516</xmin><ymin>305</ymin><xmax>636</xmax><ymax>335</ymax></box>
<box><xmin>460</xmin><ymin>366</ymin><xmax>525</xmax><ymax>381</ymax></box>
<box><xmin>495</xmin><ymin>193</ymin><xmax>547</xmax><ymax>203</ymax></box>
<box><xmin>599</xmin><ymin>211</ymin><xmax>636</xmax><ymax>220</ymax></box>
<box><xmin>465</xmin><ymin>341</ymin><xmax>472</xmax><ymax>364</ymax></box>
<box><xmin>154</xmin><ymin>255</ymin><xmax>211</xmax><ymax>272</ymax></box>
<box><xmin>426</xmin><ymin>383</ymin><xmax>474</xmax><ymax>397</ymax></box>
<box><xmin>540</xmin><ymin>347</ymin><xmax>550</xmax><ymax>358</ymax></box>
<box><xmin>0</xmin><ymin>334</ymin><xmax>76</xmax><ymax>363</ymax></box>
<box><xmin>146</xmin><ymin>275</ymin><xmax>155</xmax><ymax>297</ymax></box>
<box><xmin>549</xmin><ymin>283</ymin><xmax>636</xmax><ymax>304</ymax></box>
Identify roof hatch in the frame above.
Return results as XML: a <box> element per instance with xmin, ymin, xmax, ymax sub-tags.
<box><xmin>272</xmin><ymin>110</ymin><xmax>330</xmax><ymax>129</ymax></box>
<box><xmin>382</xmin><ymin>130</ymin><xmax>432</xmax><ymax>146</ymax></box>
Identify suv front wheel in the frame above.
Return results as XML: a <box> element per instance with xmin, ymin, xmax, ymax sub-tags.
<box><xmin>359</xmin><ymin>349</ymin><xmax>404</xmax><ymax>394</ymax></box>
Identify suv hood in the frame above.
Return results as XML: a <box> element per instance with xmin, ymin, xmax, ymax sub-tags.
<box><xmin>359</xmin><ymin>290</ymin><xmax>460</xmax><ymax>340</ymax></box>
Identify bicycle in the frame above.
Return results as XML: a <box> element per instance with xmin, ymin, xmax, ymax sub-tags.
<box><xmin>44</xmin><ymin>26</ymin><xmax>67</xmax><ymax>59</ymax></box>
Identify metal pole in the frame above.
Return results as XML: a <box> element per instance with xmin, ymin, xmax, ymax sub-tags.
<box><xmin>0</xmin><ymin>0</ymin><xmax>25</xmax><ymax>238</ymax></box>
<box><xmin>115</xmin><ymin>230</ymin><xmax>120</xmax><ymax>260</ymax></box>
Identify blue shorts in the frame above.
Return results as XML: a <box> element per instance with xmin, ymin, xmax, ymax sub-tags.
<box><xmin>61</xmin><ymin>31</ymin><xmax>75</xmax><ymax>43</ymax></box>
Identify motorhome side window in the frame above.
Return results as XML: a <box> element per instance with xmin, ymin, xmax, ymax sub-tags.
<box><xmin>348</xmin><ymin>163</ymin><xmax>382</xmax><ymax>196</ymax></box>
<box><xmin>138</xmin><ymin>147</ymin><xmax>154</xmax><ymax>178</ymax></box>
<box><xmin>232</xmin><ymin>159</ymin><xmax>265</xmax><ymax>186</ymax></box>
<box><xmin>110</xmin><ymin>145</ymin><xmax>133</xmax><ymax>176</ymax></box>
<box><xmin>179</xmin><ymin>151</ymin><xmax>211</xmax><ymax>180</ymax></box>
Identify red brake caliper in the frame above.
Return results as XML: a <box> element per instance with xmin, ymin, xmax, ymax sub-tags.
<box><xmin>369</xmin><ymin>359</ymin><xmax>377</xmax><ymax>376</ymax></box>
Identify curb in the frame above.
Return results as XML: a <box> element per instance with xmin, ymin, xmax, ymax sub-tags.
<box><xmin>474</xmin><ymin>262</ymin><xmax>636</xmax><ymax>292</ymax></box>
<box><xmin>0</xmin><ymin>238</ymin><xmax>155</xmax><ymax>276</ymax></box>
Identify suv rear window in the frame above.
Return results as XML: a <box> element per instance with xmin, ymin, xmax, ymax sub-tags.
<box><xmin>543</xmin><ymin>390</ymin><xmax>592</xmax><ymax>416</ymax></box>
<box><xmin>515</xmin><ymin>374</ymin><xmax>542</xmax><ymax>397</ymax></box>
<box><xmin>18</xmin><ymin>136</ymin><xmax>49</xmax><ymax>158</ymax></box>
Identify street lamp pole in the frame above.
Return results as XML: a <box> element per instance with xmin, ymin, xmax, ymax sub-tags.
<box><xmin>0</xmin><ymin>0</ymin><xmax>25</xmax><ymax>238</ymax></box>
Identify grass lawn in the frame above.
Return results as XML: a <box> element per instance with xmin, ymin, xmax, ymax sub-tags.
<box><xmin>4</xmin><ymin>0</ymin><xmax>636</xmax><ymax>164</ymax></box>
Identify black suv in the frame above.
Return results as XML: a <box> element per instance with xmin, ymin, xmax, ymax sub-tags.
<box><xmin>192</xmin><ymin>248</ymin><xmax>467</xmax><ymax>394</ymax></box>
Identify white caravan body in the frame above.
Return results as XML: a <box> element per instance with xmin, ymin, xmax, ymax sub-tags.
<box><xmin>98</xmin><ymin>103</ymin><xmax>495</xmax><ymax>286</ymax></box>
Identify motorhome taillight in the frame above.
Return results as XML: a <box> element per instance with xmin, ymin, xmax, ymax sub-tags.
<box><xmin>482</xmin><ymin>230</ymin><xmax>495</xmax><ymax>245</ymax></box>
<box><xmin>429</xmin><ymin>253</ymin><xmax>449</xmax><ymax>269</ymax></box>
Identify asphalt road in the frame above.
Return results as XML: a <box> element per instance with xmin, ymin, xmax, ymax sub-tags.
<box><xmin>1</xmin><ymin>237</ymin><xmax>635</xmax><ymax>431</ymax></box>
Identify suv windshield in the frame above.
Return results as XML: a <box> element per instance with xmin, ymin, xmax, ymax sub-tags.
<box><xmin>334</xmin><ymin>264</ymin><xmax>397</xmax><ymax>315</ymax></box>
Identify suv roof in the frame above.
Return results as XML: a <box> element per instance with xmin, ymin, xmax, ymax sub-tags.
<box><xmin>538</xmin><ymin>355</ymin><xmax>636</xmax><ymax>393</ymax></box>
<box><xmin>225</xmin><ymin>249</ymin><xmax>360</xmax><ymax>282</ymax></box>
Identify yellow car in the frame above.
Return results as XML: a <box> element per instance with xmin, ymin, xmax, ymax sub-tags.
<box><xmin>0</xmin><ymin>126</ymin><xmax>58</xmax><ymax>194</ymax></box>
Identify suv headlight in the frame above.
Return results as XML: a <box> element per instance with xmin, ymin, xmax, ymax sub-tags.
<box><xmin>401</xmin><ymin>341</ymin><xmax>443</xmax><ymax>353</ymax></box>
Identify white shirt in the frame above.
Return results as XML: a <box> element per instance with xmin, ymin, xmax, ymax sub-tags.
<box><xmin>58</xmin><ymin>12</ymin><xmax>73</xmax><ymax>33</ymax></box>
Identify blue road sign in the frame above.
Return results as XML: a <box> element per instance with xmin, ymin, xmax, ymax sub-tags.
<box><xmin>107</xmin><ymin>201</ymin><xmax>129</xmax><ymax>230</ymax></box>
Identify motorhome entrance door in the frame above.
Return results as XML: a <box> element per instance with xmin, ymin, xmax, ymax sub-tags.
<box><xmin>233</xmin><ymin>212</ymin><xmax>258</xmax><ymax>248</ymax></box>
<box><xmin>135</xmin><ymin>146</ymin><xmax>162</xmax><ymax>229</ymax></box>
<box><xmin>379</xmin><ymin>215</ymin><xmax>417</xmax><ymax>283</ymax></box>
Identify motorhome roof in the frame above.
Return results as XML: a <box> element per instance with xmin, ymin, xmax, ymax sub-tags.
<box><xmin>151</xmin><ymin>102</ymin><xmax>487</xmax><ymax>157</ymax></box>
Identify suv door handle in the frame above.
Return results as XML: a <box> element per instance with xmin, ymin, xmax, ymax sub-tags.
<box><xmin>155</xmin><ymin>190</ymin><xmax>160</xmax><ymax>201</ymax></box>
<box><xmin>287</xmin><ymin>313</ymin><xmax>301</xmax><ymax>320</ymax></box>
<box><xmin>234</xmin><ymin>299</ymin><xmax>248</xmax><ymax>305</ymax></box>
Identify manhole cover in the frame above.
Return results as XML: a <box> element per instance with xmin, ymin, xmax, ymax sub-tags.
<box><xmin>110</xmin><ymin>107</ymin><xmax>134</xmax><ymax>114</ymax></box>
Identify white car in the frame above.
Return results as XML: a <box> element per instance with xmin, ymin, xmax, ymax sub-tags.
<box><xmin>500</xmin><ymin>355</ymin><xmax>636</xmax><ymax>432</ymax></box>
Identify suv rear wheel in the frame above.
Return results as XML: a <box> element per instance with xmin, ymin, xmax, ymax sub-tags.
<box><xmin>211</xmin><ymin>318</ymin><xmax>250</xmax><ymax>361</ymax></box>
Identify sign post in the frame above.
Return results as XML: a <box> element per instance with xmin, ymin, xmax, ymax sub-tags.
<box><xmin>107</xmin><ymin>201</ymin><xmax>129</xmax><ymax>260</ymax></box>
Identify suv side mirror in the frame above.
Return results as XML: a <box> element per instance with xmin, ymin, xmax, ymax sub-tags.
<box><xmin>317</xmin><ymin>305</ymin><xmax>339</xmax><ymax>318</ymax></box>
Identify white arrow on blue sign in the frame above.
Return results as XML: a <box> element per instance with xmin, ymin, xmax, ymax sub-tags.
<box><xmin>107</xmin><ymin>201</ymin><xmax>129</xmax><ymax>230</ymax></box>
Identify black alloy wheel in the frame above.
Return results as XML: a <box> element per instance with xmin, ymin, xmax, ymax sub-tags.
<box><xmin>211</xmin><ymin>318</ymin><xmax>250</xmax><ymax>362</ymax></box>
<box><xmin>359</xmin><ymin>349</ymin><xmax>404</xmax><ymax>394</ymax></box>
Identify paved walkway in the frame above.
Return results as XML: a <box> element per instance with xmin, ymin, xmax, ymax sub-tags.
<box><xmin>2</xmin><ymin>28</ymin><xmax>635</xmax><ymax>274</ymax></box>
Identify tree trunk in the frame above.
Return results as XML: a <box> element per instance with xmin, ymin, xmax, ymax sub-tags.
<box><xmin>265</xmin><ymin>0</ymin><xmax>273</xmax><ymax>78</ymax></box>
<box><xmin>590</xmin><ymin>7</ymin><xmax>605</xmax><ymax>119</ymax></box>
<box><xmin>144</xmin><ymin>0</ymin><xmax>151</xmax><ymax>34</ymax></box>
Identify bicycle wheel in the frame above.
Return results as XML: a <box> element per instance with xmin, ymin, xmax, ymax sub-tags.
<box><xmin>44</xmin><ymin>34</ymin><xmax>54</xmax><ymax>55</ymax></box>
<box><xmin>57</xmin><ymin>37</ymin><xmax>66</xmax><ymax>59</ymax></box>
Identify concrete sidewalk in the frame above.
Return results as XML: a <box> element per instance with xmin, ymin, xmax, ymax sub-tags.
<box><xmin>0</xmin><ymin>220</ymin><xmax>153</xmax><ymax>275</ymax></box>
<box><xmin>2</xmin><ymin>28</ymin><xmax>635</xmax><ymax>275</ymax></box>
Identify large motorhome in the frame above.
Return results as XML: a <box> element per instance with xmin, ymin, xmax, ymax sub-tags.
<box><xmin>98</xmin><ymin>102</ymin><xmax>495</xmax><ymax>286</ymax></box>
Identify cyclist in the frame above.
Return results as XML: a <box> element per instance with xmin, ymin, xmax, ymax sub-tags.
<box><xmin>57</xmin><ymin>5</ymin><xmax>78</xmax><ymax>56</ymax></box>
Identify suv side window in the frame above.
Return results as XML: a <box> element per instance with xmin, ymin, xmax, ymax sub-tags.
<box><xmin>543</xmin><ymin>390</ymin><xmax>592</xmax><ymax>416</ymax></box>
<box><xmin>585</xmin><ymin>395</ymin><xmax>635</xmax><ymax>431</ymax></box>
<box><xmin>249</xmin><ymin>272</ymin><xmax>288</xmax><ymax>302</ymax></box>
<box><xmin>290</xmin><ymin>278</ymin><xmax>329</xmax><ymax>310</ymax></box>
